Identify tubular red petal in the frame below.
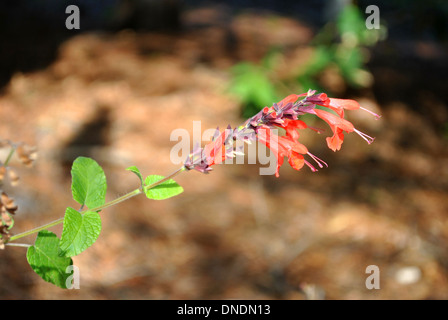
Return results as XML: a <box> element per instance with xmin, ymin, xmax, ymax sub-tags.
<box><xmin>285</xmin><ymin>119</ymin><xmax>307</xmax><ymax>130</ymax></box>
<box><xmin>275</xmin><ymin>155</ymin><xmax>284</xmax><ymax>177</ymax></box>
<box><xmin>291</xmin><ymin>140</ymin><xmax>308</xmax><ymax>154</ymax></box>
<box><xmin>329</xmin><ymin>98</ymin><xmax>360</xmax><ymax>110</ymax></box>
<box><xmin>288</xmin><ymin>152</ymin><xmax>305</xmax><ymax>171</ymax></box>
<box><xmin>323</xmin><ymin>127</ymin><xmax>344</xmax><ymax>151</ymax></box>
<box><xmin>314</xmin><ymin>109</ymin><xmax>355</xmax><ymax>132</ymax></box>
<box><xmin>278</xmin><ymin>94</ymin><xmax>300</xmax><ymax>106</ymax></box>
<box><xmin>277</xmin><ymin>119</ymin><xmax>307</xmax><ymax>141</ymax></box>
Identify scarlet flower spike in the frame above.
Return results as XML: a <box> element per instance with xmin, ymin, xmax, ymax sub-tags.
<box><xmin>184</xmin><ymin>90</ymin><xmax>379</xmax><ymax>176</ymax></box>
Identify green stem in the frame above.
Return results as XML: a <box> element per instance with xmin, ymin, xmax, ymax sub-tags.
<box><xmin>8</xmin><ymin>166</ymin><xmax>187</xmax><ymax>243</ymax></box>
<box><xmin>8</xmin><ymin>217</ymin><xmax>64</xmax><ymax>242</ymax></box>
<box><xmin>5</xmin><ymin>242</ymin><xmax>31</xmax><ymax>248</ymax></box>
<box><xmin>4</xmin><ymin>146</ymin><xmax>16</xmax><ymax>166</ymax></box>
<box><xmin>93</xmin><ymin>187</ymin><xmax>142</xmax><ymax>213</ymax></box>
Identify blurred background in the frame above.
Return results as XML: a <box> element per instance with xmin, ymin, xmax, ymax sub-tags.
<box><xmin>0</xmin><ymin>0</ymin><xmax>447</xmax><ymax>299</ymax></box>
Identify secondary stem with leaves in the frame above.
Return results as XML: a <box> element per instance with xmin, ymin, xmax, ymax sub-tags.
<box><xmin>9</xmin><ymin>165</ymin><xmax>186</xmax><ymax>243</ymax></box>
<box><xmin>4</xmin><ymin>157</ymin><xmax>186</xmax><ymax>288</ymax></box>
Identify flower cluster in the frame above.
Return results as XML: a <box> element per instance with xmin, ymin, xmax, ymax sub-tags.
<box><xmin>184</xmin><ymin>90</ymin><xmax>380</xmax><ymax>177</ymax></box>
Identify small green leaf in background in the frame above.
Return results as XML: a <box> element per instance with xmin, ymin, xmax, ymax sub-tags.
<box><xmin>335</xmin><ymin>46</ymin><xmax>364</xmax><ymax>87</ymax></box>
<box><xmin>71</xmin><ymin>157</ymin><xmax>107</xmax><ymax>209</ymax></box>
<box><xmin>337</xmin><ymin>4</ymin><xmax>366</xmax><ymax>45</ymax></box>
<box><xmin>144</xmin><ymin>175</ymin><xmax>183</xmax><ymax>200</ymax></box>
<box><xmin>26</xmin><ymin>230</ymin><xmax>73</xmax><ymax>289</ymax></box>
<box><xmin>301</xmin><ymin>46</ymin><xmax>333</xmax><ymax>76</ymax></box>
<box><xmin>126</xmin><ymin>166</ymin><xmax>143</xmax><ymax>187</ymax></box>
<box><xmin>229</xmin><ymin>62</ymin><xmax>279</xmax><ymax>117</ymax></box>
<box><xmin>59</xmin><ymin>207</ymin><xmax>102</xmax><ymax>257</ymax></box>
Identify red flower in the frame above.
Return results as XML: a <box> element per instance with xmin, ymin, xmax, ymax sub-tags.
<box><xmin>314</xmin><ymin>108</ymin><xmax>355</xmax><ymax>151</ymax></box>
<box><xmin>203</xmin><ymin>129</ymin><xmax>232</xmax><ymax>166</ymax></box>
<box><xmin>281</xmin><ymin>118</ymin><xmax>307</xmax><ymax>141</ymax></box>
<box><xmin>309</xmin><ymin>94</ymin><xmax>379</xmax><ymax>152</ymax></box>
<box><xmin>257</xmin><ymin>126</ymin><xmax>307</xmax><ymax>177</ymax></box>
<box><xmin>316</xmin><ymin>96</ymin><xmax>360</xmax><ymax>116</ymax></box>
<box><xmin>258</xmin><ymin>119</ymin><xmax>328</xmax><ymax>177</ymax></box>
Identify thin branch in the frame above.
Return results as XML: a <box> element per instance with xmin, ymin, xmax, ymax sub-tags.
<box><xmin>5</xmin><ymin>242</ymin><xmax>31</xmax><ymax>248</ymax></box>
<box><xmin>8</xmin><ymin>166</ymin><xmax>187</xmax><ymax>243</ymax></box>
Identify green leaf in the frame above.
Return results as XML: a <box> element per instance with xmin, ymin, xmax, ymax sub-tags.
<box><xmin>26</xmin><ymin>231</ymin><xmax>73</xmax><ymax>289</ymax></box>
<box><xmin>229</xmin><ymin>62</ymin><xmax>279</xmax><ymax>111</ymax></box>
<box><xmin>59</xmin><ymin>207</ymin><xmax>102</xmax><ymax>257</ymax></box>
<box><xmin>261</xmin><ymin>48</ymin><xmax>281</xmax><ymax>70</ymax></box>
<box><xmin>144</xmin><ymin>175</ymin><xmax>183</xmax><ymax>200</ymax></box>
<box><xmin>335</xmin><ymin>46</ymin><xmax>365</xmax><ymax>87</ymax></box>
<box><xmin>71</xmin><ymin>157</ymin><xmax>107</xmax><ymax>209</ymax></box>
<box><xmin>126</xmin><ymin>166</ymin><xmax>143</xmax><ymax>187</ymax></box>
<box><xmin>301</xmin><ymin>46</ymin><xmax>333</xmax><ymax>76</ymax></box>
<box><xmin>337</xmin><ymin>4</ymin><xmax>365</xmax><ymax>43</ymax></box>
